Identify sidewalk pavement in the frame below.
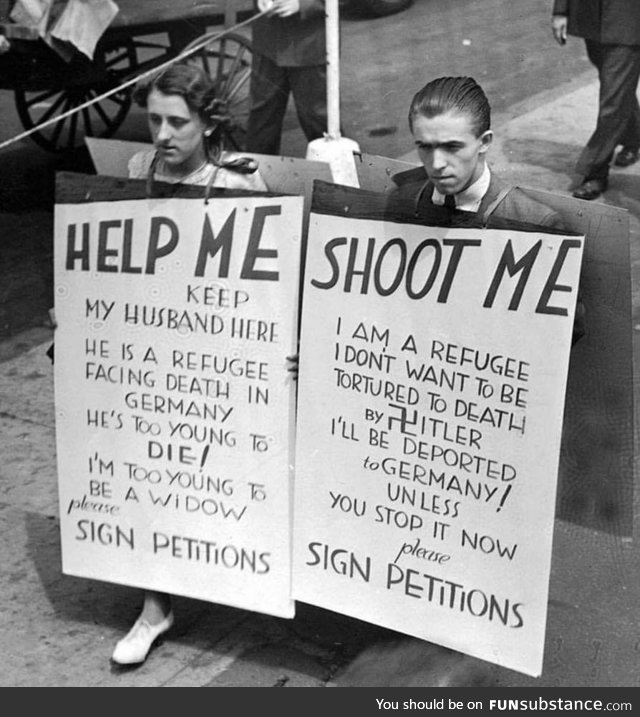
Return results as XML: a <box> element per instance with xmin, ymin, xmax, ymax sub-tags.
<box><xmin>2</xmin><ymin>75</ymin><xmax>640</xmax><ymax>687</ymax></box>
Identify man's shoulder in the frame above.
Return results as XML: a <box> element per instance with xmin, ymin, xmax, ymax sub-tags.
<box><xmin>487</xmin><ymin>182</ymin><xmax>565</xmax><ymax>230</ymax></box>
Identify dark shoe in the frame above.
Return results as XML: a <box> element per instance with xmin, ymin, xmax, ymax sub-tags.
<box><xmin>614</xmin><ymin>147</ymin><xmax>639</xmax><ymax>167</ymax></box>
<box><xmin>572</xmin><ymin>178</ymin><xmax>608</xmax><ymax>200</ymax></box>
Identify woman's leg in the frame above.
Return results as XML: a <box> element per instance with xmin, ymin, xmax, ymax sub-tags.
<box><xmin>139</xmin><ymin>590</ymin><xmax>172</xmax><ymax>624</ymax></box>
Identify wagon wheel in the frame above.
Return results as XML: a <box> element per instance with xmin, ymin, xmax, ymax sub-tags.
<box><xmin>184</xmin><ymin>32</ymin><xmax>253</xmax><ymax>151</ymax></box>
<box><xmin>14</xmin><ymin>40</ymin><xmax>138</xmax><ymax>153</ymax></box>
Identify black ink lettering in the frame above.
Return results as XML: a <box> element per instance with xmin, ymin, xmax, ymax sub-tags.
<box><xmin>65</xmin><ymin>222</ymin><xmax>90</xmax><ymax>271</ymax></box>
<box><xmin>145</xmin><ymin>216</ymin><xmax>179</xmax><ymax>274</ymax></box>
<box><xmin>194</xmin><ymin>210</ymin><xmax>235</xmax><ymax>278</ymax></box>
<box><xmin>310</xmin><ymin>237</ymin><xmax>347</xmax><ymax>290</ymax></box>
<box><xmin>241</xmin><ymin>205</ymin><xmax>281</xmax><ymax>281</ymax></box>
<box><xmin>483</xmin><ymin>239</ymin><xmax>542</xmax><ymax>310</ymax></box>
<box><xmin>535</xmin><ymin>239</ymin><xmax>582</xmax><ymax>316</ymax></box>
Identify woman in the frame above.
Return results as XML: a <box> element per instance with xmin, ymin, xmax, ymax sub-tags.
<box><xmin>127</xmin><ymin>61</ymin><xmax>268</xmax><ymax>191</ymax></box>
<box><xmin>112</xmin><ymin>61</ymin><xmax>267</xmax><ymax>666</ymax></box>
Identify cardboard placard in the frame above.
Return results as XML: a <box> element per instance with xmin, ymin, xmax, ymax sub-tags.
<box><xmin>293</xmin><ymin>181</ymin><xmax>584</xmax><ymax>676</ymax></box>
<box><xmin>85</xmin><ymin>137</ymin><xmax>332</xmax><ymax>252</ymax></box>
<box><xmin>54</xmin><ymin>173</ymin><xmax>302</xmax><ymax>618</ymax></box>
<box><xmin>85</xmin><ymin>138</ymin><xmax>332</xmax><ymax>211</ymax></box>
<box><xmin>515</xmin><ymin>188</ymin><xmax>634</xmax><ymax>536</ymax></box>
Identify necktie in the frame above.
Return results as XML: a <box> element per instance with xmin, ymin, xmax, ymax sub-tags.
<box><xmin>443</xmin><ymin>194</ymin><xmax>456</xmax><ymax>210</ymax></box>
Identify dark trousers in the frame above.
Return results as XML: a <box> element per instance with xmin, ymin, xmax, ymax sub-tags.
<box><xmin>246</xmin><ymin>52</ymin><xmax>327</xmax><ymax>155</ymax></box>
<box><xmin>577</xmin><ymin>40</ymin><xmax>640</xmax><ymax>180</ymax></box>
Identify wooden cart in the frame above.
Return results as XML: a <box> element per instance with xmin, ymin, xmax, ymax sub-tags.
<box><xmin>0</xmin><ymin>0</ymin><xmax>255</xmax><ymax>152</ymax></box>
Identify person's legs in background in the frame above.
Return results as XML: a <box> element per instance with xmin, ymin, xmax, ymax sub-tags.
<box><xmin>246</xmin><ymin>53</ymin><xmax>291</xmax><ymax>155</ymax></box>
<box><xmin>573</xmin><ymin>40</ymin><xmax>640</xmax><ymax>199</ymax></box>
<box><xmin>614</xmin><ymin>79</ymin><xmax>640</xmax><ymax>166</ymax></box>
<box><xmin>289</xmin><ymin>64</ymin><xmax>328</xmax><ymax>143</ymax></box>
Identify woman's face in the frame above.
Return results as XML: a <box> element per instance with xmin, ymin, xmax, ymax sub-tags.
<box><xmin>147</xmin><ymin>89</ymin><xmax>207</xmax><ymax>170</ymax></box>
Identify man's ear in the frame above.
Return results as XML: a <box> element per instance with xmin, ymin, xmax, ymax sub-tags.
<box><xmin>478</xmin><ymin>130</ymin><xmax>493</xmax><ymax>154</ymax></box>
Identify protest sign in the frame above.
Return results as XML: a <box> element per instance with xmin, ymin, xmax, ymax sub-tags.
<box><xmin>54</xmin><ymin>173</ymin><xmax>302</xmax><ymax>618</ymax></box>
<box><xmin>359</xmin><ymin>154</ymin><xmax>634</xmax><ymax>536</ymax></box>
<box><xmin>85</xmin><ymin>137</ymin><xmax>332</xmax><ymax>265</ymax></box>
<box><xmin>514</xmin><ymin>188</ymin><xmax>633</xmax><ymax>536</ymax></box>
<box><xmin>85</xmin><ymin>139</ymin><xmax>333</xmax><ymax>203</ymax></box>
<box><xmin>293</xmin><ymin>181</ymin><xmax>584</xmax><ymax>676</ymax></box>
<box><xmin>354</xmin><ymin>153</ymin><xmax>416</xmax><ymax>194</ymax></box>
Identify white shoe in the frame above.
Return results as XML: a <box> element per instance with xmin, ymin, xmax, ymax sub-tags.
<box><xmin>111</xmin><ymin>612</ymin><xmax>174</xmax><ymax>665</ymax></box>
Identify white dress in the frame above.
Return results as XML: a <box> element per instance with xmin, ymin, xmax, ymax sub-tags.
<box><xmin>127</xmin><ymin>149</ymin><xmax>268</xmax><ymax>191</ymax></box>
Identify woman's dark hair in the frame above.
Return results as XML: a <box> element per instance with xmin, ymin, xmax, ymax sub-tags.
<box><xmin>133</xmin><ymin>61</ymin><xmax>230</xmax><ymax>161</ymax></box>
<box><xmin>408</xmin><ymin>76</ymin><xmax>491</xmax><ymax>138</ymax></box>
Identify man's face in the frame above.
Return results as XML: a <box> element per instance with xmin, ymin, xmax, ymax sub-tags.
<box><xmin>411</xmin><ymin>109</ymin><xmax>493</xmax><ymax>195</ymax></box>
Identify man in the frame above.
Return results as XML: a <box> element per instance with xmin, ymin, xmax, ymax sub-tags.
<box><xmin>552</xmin><ymin>0</ymin><xmax>640</xmax><ymax>200</ymax></box>
<box><xmin>246</xmin><ymin>0</ymin><xmax>327</xmax><ymax>155</ymax></box>
<box><xmin>389</xmin><ymin>76</ymin><xmax>585</xmax><ymax>343</ymax></box>
<box><xmin>389</xmin><ymin>76</ymin><xmax>562</xmax><ymax>229</ymax></box>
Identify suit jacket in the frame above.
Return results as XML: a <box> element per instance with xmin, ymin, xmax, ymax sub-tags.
<box><xmin>553</xmin><ymin>0</ymin><xmax>640</xmax><ymax>47</ymax></box>
<box><xmin>252</xmin><ymin>0</ymin><xmax>326</xmax><ymax>67</ymax></box>
<box><xmin>389</xmin><ymin>165</ymin><xmax>564</xmax><ymax>230</ymax></box>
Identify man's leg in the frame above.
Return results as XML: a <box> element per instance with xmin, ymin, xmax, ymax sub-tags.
<box><xmin>616</xmin><ymin>82</ymin><xmax>640</xmax><ymax>165</ymax></box>
<box><xmin>246</xmin><ymin>53</ymin><xmax>290</xmax><ymax>155</ymax></box>
<box><xmin>576</xmin><ymin>41</ymin><xmax>640</xmax><ymax>181</ymax></box>
<box><xmin>618</xmin><ymin>100</ymin><xmax>640</xmax><ymax>149</ymax></box>
<box><xmin>289</xmin><ymin>64</ymin><xmax>328</xmax><ymax>143</ymax></box>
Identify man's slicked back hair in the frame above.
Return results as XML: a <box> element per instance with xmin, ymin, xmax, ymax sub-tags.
<box><xmin>408</xmin><ymin>76</ymin><xmax>491</xmax><ymax>137</ymax></box>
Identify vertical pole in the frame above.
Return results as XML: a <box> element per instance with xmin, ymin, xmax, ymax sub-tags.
<box><xmin>224</xmin><ymin>0</ymin><xmax>235</xmax><ymax>28</ymax></box>
<box><xmin>326</xmin><ymin>0</ymin><xmax>340</xmax><ymax>139</ymax></box>
<box><xmin>306</xmin><ymin>0</ymin><xmax>360</xmax><ymax>186</ymax></box>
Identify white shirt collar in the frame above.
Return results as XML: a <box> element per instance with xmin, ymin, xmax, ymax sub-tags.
<box><xmin>432</xmin><ymin>163</ymin><xmax>491</xmax><ymax>212</ymax></box>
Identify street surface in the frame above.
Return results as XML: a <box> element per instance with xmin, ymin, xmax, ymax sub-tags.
<box><xmin>1</xmin><ymin>0</ymin><xmax>640</xmax><ymax>689</ymax></box>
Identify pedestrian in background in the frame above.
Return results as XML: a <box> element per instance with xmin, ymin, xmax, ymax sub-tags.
<box><xmin>552</xmin><ymin>0</ymin><xmax>640</xmax><ymax>201</ymax></box>
<box><xmin>246</xmin><ymin>0</ymin><xmax>327</xmax><ymax>155</ymax></box>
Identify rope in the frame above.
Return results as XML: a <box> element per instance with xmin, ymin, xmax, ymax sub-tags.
<box><xmin>0</xmin><ymin>10</ymin><xmax>266</xmax><ymax>153</ymax></box>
